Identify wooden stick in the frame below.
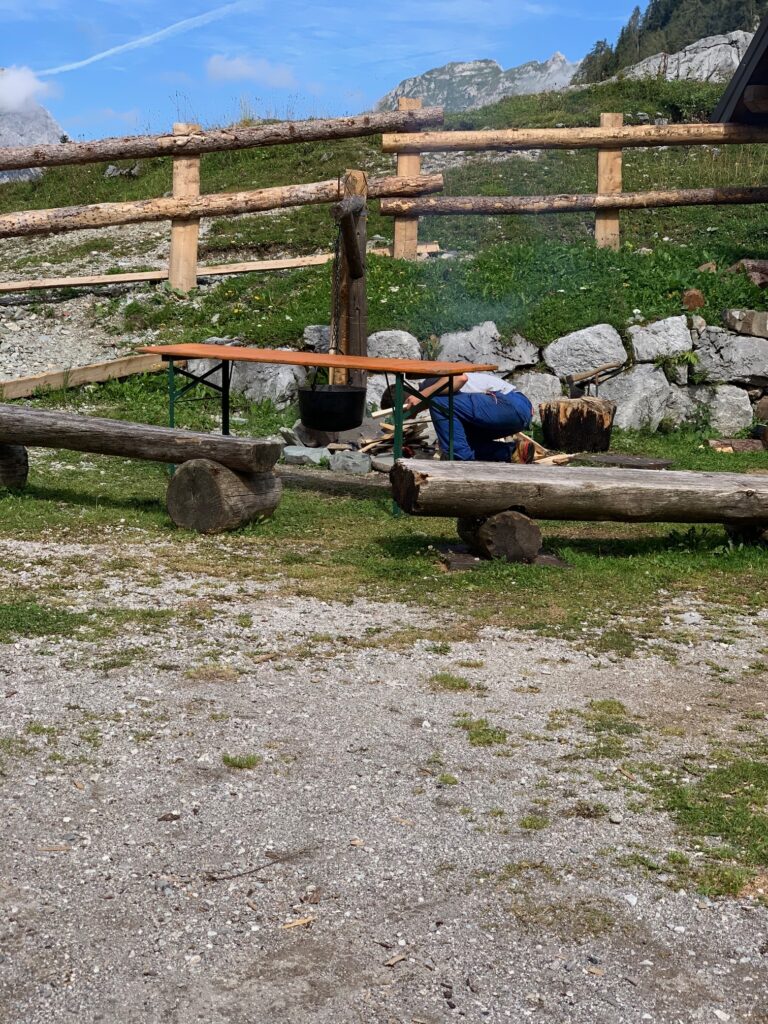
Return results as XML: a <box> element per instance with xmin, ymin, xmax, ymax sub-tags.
<box><xmin>0</xmin><ymin>173</ymin><xmax>444</xmax><ymax>240</ymax></box>
<box><xmin>0</xmin><ymin>108</ymin><xmax>445</xmax><ymax>172</ymax></box>
<box><xmin>381</xmin><ymin>122</ymin><xmax>768</xmax><ymax>153</ymax></box>
<box><xmin>380</xmin><ymin>186</ymin><xmax>768</xmax><ymax>217</ymax></box>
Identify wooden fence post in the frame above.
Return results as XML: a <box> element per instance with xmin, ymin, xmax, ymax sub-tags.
<box><xmin>595</xmin><ymin>113</ymin><xmax>623</xmax><ymax>251</ymax></box>
<box><xmin>393</xmin><ymin>98</ymin><xmax>422</xmax><ymax>260</ymax></box>
<box><xmin>330</xmin><ymin>170</ymin><xmax>368</xmax><ymax>386</ymax></box>
<box><xmin>168</xmin><ymin>122</ymin><xmax>201</xmax><ymax>292</ymax></box>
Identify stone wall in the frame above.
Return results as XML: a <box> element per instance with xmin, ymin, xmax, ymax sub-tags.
<box><xmin>197</xmin><ymin>312</ymin><xmax>768</xmax><ymax>434</ymax></box>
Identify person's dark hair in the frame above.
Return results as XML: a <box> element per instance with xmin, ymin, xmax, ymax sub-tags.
<box><xmin>379</xmin><ymin>377</ymin><xmax>440</xmax><ymax>411</ymax></box>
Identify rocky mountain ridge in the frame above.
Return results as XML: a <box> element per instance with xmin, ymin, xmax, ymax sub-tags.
<box><xmin>0</xmin><ymin>102</ymin><xmax>63</xmax><ymax>184</ymax></box>
<box><xmin>376</xmin><ymin>30</ymin><xmax>754</xmax><ymax>112</ymax></box>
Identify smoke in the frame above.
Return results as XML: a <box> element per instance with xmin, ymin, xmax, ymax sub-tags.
<box><xmin>0</xmin><ymin>66</ymin><xmax>51</xmax><ymax>113</ymax></box>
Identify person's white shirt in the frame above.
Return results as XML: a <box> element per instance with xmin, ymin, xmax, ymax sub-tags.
<box><xmin>459</xmin><ymin>372</ymin><xmax>516</xmax><ymax>395</ymax></box>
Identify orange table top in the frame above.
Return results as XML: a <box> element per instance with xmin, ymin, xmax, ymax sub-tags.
<box><xmin>139</xmin><ymin>344</ymin><xmax>496</xmax><ymax>377</ymax></box>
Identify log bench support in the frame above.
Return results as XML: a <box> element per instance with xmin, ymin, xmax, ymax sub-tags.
<box><xmin>0</xmin><ymin>405</ymin><xmax>283</xmax><ymax>534</ymax></box>
<box><xmin>457</xmin><ymin>511</ymin><xmax>543</xmax><ymax>563</ymax></box>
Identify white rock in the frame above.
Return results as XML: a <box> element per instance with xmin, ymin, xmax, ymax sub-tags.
<box><xmin>543</xmin><ymin>324</ymin><xmax>627</xmax><ymax>378</ymax></box>
<box><xmin>367</xmin><ymin>329</ymin><xmax>421</xmax><ymax>361</ymax></box>
<box><xmin>282</xmin><ymin>446</ymin><xmax>330</xmax><ymax>466</ymax></box>
<box><xmin>692</xmin><ymin>385</ymin><xmax>754</xmax><ymax>435</ymax></box>
<box><xmin>629</xmin><ymin>316</ymin><xmax>692</xmax><ymax>361</ymax></box>
<box><xmin>330</xmin><ymin>450</ymin><xmax>372</xmax><ymax>475</ymax></box>
<box><xmin>302</xmin><ymin>325</ymin><xmax>330</xmax><ymax>352</ymax></box>
<box><xmin>600</xmin><ymin>365</ymin><xmax>674</xmax><ymax>431</ymax></box>
<box><xmin>438</xmin><ymin>321</ymin><xmax>537</xmax><ymax>371</ymax></box>
<box><xmin>622</xmin><ymin>31</ymin><xmax>752</xmax><ymax>84</ymax></box>
<box><xmin>694</xmin><ymin>327</ymin><xmax>768</xmax><ymax>386</ymax></box>
<box><xmin>510</xmin><ymin>370</ymin><xmax>563</xmax><ymax>424</ymax></box>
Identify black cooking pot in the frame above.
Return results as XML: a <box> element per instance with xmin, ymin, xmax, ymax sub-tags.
<box><xmin>298</xmin><ymin>384</ymin><xmax>367</xmax><ymax>432</ymax></box>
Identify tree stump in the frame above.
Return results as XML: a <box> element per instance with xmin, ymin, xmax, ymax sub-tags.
<box><xmin>0</xmin><ymin>443</ymin><xmax>29</xmax><ymax>489</ymax></box>
<box><xmin>540</xmin><ymin>397</ymin><xmax>616</xmax><ymax>453</ymax></box>
<box><xmin>166</xmin><ymin>458</ymin><xmax>282</xmax><ymax>533</ymax></box>
<box><xmin>457</xmin><ymin>511</ymin><xmax>542</xmax><ymax>563</ymax></box>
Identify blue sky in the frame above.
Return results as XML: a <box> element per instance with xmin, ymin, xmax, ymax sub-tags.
<box><xmin>1</xmin><ymin>0</ymin><xmax>631</xmax><ymax>139</ymax></box>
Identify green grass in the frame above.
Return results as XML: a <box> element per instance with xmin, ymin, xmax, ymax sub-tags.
<box><xmin>454</xmin><ymin>714</ymin><xmax>508</xmax><ymax>747</ymax></box>
<box><xmin>429</xmin><ymin>672</ymin><xmax>472</xmax><ymax>692</ymax></box>
<box><xmin>222</xmin><ymin>753</ymin><xmax>262</xmax><ymax>770</ymax></box>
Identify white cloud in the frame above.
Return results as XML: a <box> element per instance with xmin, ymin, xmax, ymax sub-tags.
<box><xmin>206</xmin><ymin>54</ymin><xmax>297</xmax><ymax>89</ymax></box>
<box><xmin>0</xmin><ymin>65</ymin><xmax>52</xmax><ymax>112</ymax></box>
<box><xmin>38</xmin><ymin>1</ymin><xmax>257</xmax><ymax>75</ymax></box>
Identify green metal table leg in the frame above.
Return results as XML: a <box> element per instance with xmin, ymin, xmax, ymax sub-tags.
<box><xmin>391</xmin><ymin>374</ymin><xmax>405</xmax><ymax>516</ymax></box>
<box><xmin>167</xmin><ymin>359</ymin><xmax>176</xmax><ymax>428</ymax></box>
<box><xmin>221</xmin><ymin>360</ymin><xmax>231</xmax><ymax>436</ymax></box>
<box><xmin>448</xmin><ymin>376</ymin><xmax>455</xmax><ymax>460</ymax></box>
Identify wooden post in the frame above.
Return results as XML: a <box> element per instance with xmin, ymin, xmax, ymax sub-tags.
<box><xmin>393</xmin><ymin>98</ymin><xmax>422</xmax><ymax>260</ymax></box>
<box><xmin>330</xmin><ymin>170</ymin><xmax>368</xmax><ymax>386</ymax></box>
<box><xmin>168</xmin><ymin>122</ymin><xmax>201</xmax><ymax>292</ymax></box>
<box><xmin>345</xmin><ymin>171</ymin><xmax>368</xmax><ymax>390</ymax></box>
<box><xmin>595</xmin><ymin>113</ymin><xmax>623</xmax><ymax>250</ymax></box>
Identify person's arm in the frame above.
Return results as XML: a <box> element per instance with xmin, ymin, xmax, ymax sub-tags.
<box><xmin>404</xmin><ymin>374</ymin><xmax>468</xmax><ymax>409</ymax></box>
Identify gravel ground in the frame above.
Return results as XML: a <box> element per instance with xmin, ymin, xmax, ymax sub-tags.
<box><xmin>1</xmin><ymin>536</ymin><xmax>766</xmax><ymax>1024</ymax></box>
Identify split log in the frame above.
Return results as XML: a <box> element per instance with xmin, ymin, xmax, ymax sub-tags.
<box><xmin>540</xmin><ymin>397</ymin><xmax>616</xmax><ymax>453</ymax></box>
<box><xmin>381</xmin><ymin>122</ymin><xmax>768</xmax><ymax>154</ymax></box>
<box><xmin>166</xmin><ymin>460</ymin><xmax>282</xmax><ymax>533</ymax></box>
<box><xmin>0</xmin><ymin>108</ymin><xmax>444</xmax><ymax>172</ymax></box>
<box><xmin>0</xmin><ymin>405</ymin><xmax>282</xmax><ymax>474</ymax></box>
<box><xmin>457</xmin><ymin>511</ymin><xmax>542</xmax><ymax>562</ymax></box>
<box><xmin>0</xmin><ymin>173</ymin><xmax>444</xmax><ymax>240</ymax></box>
<box><xmin>0</xmin><ymin>443</ymin><xmax>28</xmax><ymax>489</ymax></box>
<box><xmin>379</xmin><ymin>187</ymin><xmax>768</xmax><ymax>218</ymax></box>
<box><xmin>391</xmin><ymin>461</ymin><xmax>768</xmax><ymax>529</ymax></box>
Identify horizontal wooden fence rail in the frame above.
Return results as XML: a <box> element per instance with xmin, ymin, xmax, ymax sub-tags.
<box><xmin>380</xmin><ymin>185</ymin><xmax>768</xmax><ymax>217</ymax></box>
<box><xmin>0</xmin><ymin>172</ymin><xmax>444</xmax><ymax>240</ymax></box>
<box><xmin>0</xmin><ymin>108</ymin><xmax>444</xmax><ymax>172</ymax></box>
<box><xmin>381</xmin><ymin>121</ymin><xmax>768</xmax><ymax>153</ymax></box>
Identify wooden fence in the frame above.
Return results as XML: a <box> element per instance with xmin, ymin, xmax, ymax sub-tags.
<box><xmin>384</xmin><ymin>99</ymin><xmax>768</xmax><ymax>254</ymax></box>
<box><xmin>0</xmin><ymin>107</ymin><xmax>444</xmax><ymax>294</ymax></box>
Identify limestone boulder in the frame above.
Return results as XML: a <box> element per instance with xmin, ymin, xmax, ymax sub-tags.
<box><xmin>691</xmin><ymin>385</ymin><xmax>754</xmax><ymax>435</ymax></box>
<box><xmin>282</xmin><ymin>446</ymin><xmax>330</xmax><ymax>466</ymax></box>
<box><xmin>694</xmin><ymin>327</ymin><xmax>768</xmax><ymax>386</ymax></box>
<box><xmin>367</xmin><ymin>330</ymin><xmax>421</xmax><ymax>361</ymax></box>
<box><xmin>543</xmin><ymin>324</ymin><xmax>626</xmax><ymax>379</ymax></box>
<box><xmin>629</xmin><ymin>315</ymin><xmax>692</xmax><ymax>361</ymax></box>
<box><xmin>723</xmin><ymin>309</ymin><xmax>768</xmax><ymax>339</ymax></box>
<box><xmin>302</xmin><ymin>325</ymin><xmax>331</xmax><ymax>352</ymax></box>
<box><xmin>233</xmin><ymin>360</ymin><xmax>307</xmax><ymax>409</ymax></box>
<box><xmin>438</xmin><ymin>321</ymin><xmax>537</xmax><ymax>372</ymax></box>
<box><xmin>599</xmin><ymin>364</ymin><xmax>673</xmax><ymax>431</ymax></box>
<box><xmin>330</xmin><ymin>450</ymin><xmax>372</xmax><ymax>475</ymax></box>
<box><xmin>509</xmin><ymin>370</ymin><xmax>563</xmax><ymax>424</ymax></box>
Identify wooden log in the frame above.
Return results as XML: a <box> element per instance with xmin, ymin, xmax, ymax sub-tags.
<box><xmin>0</xmin><ymin>108</ymin><xmax>445</xmax><ymax>172</ymax></box>
<box><xmin>0</xmin><ymin>353</ymin><xmax>173</xmax><ymax>400</ymax></box>
<box><xmin>344</xmin><ymin>171</ymin><xmax>368</xmax><ymax>389</ymax></box>
<box><xmin>380</xmin><ymin>186</ymin><xmax>768</xmax><ymax>218</ymax></box>
<box><xmin>540</xmin><ymin>397</ymin><xmax>616</xmax><ymax>453</ymax></box>
<box><xmin>391</xmin><ymin>461</ymin><xmax>768</xmax><ymax>527</ymax></box>
<box><xmin>394</xmin><ymin>98</ymin><xmax>423</xmax><ymax>261</ymax></box>
<box><xmin>457</xmin><ymin>511</ymin><xmax>542</xmax><ymax>562</ymax></box>
<box><xmin>0</xmin><ymin>443</ymin><xmax>28</xmax><ymax>489</ymax></box>
<box><xmin>381</xmin><ymin>122</ymin><xmax>768</xmax><ymax>154</ymax></box>
<box><xmin>0</xmin><ymin>173</ymin><xmax>444</xmax><ymax>240</ymax></box>
<box><xmin>595</xmin><ymin>113</ymin><xmax>622</xmax><ymax>251</ymax></box>
<box><xmin>168</xmin><ymin>122</ymin><xmax>201</xmax><ymax>293</ymax></box>
<box><xmin>0</xmin><ymin>405</ymin><xmax>282</xmax><ymax>473</ymax></box>
<box><xmin>275</xmin><ymin>464</ymin><xmax>389</xmax><ymax>498</ymax></box>
<box><xmin>166</xmin><ymin>459</ymin><xmax>282</xmax><ymax>533</ymax></box>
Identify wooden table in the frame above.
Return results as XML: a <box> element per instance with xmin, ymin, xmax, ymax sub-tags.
<box><xmin>139</xmin><ymin>344</ymin><xmax>496</xmax><ymax>461</ymax></box>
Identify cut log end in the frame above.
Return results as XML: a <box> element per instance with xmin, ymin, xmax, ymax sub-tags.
<box><xmin>540</xmin><ymin>397</ymin><xmax>616</xmax><ymax>453</ymax></box>
<box><xmin>457</xmin><ymin>511</ymin><xmax>542</xmax><ymax>563</ymax></box>
<box><xmin>390</xmin><ymin>461</ymin><xmax>428</xmax><ymax>513</ymax></box>
<box><xmin>0</xmin><ymin>443</ymin><xmax>29</xmax><ymax>489</ymax></box>
<box><xmin>166</xmin><ymin>459</ymin><xmax>282</xmax><ymax>533</ymax></box>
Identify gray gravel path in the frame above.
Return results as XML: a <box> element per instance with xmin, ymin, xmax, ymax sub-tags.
<box><xmin>1</xmin><ymin>538</ymin><xmax>767</xmax><ymax>1023</ymax></box>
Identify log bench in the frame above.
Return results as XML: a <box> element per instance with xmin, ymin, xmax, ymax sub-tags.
<box><xmin>391</xmin><ymin>460</ymin><xmax>768</xmax><ymax>561</ymax></box>
<box><xmin>0</xmin><ymin>404</ymin><xmax>282</xmax><ymax>534</ymax></box>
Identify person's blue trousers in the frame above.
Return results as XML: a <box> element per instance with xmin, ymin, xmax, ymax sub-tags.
<box><xmin>429</xmin><ymin>391</ymin><xmax>533</xmax><ymax>461</ymax></box>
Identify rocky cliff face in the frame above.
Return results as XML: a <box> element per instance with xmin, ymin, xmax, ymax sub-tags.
<box><xmin>0</xmin><ymin>103</ymin><xmax>63</xmax><ymax>184</ymax></box>
<box><xmin>375</xmin><ymin>53</ymin><xmax>580</xmax><ymax>112</ymax></box>
<box><xmin>622</xmin><ymin>30</ymin><xmax>753</xmax><ymax>83</ymax></box>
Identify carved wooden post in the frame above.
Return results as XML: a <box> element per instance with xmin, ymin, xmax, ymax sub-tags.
<box><xmin>595</xmin><ymin>113</ymin><xmax>623</xmax><ymax>251</ymax></box>
<box><xmin>393</xmin><ymin>98</ymin><xmax>422</xmax><ymax>260</ymax></box>
<box><xmin>168</xmin><ymin>122</ymin><xmax>201</xmax><ymax>292</ymax></box>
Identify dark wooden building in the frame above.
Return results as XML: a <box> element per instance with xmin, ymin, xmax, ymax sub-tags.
<box><xmin>713</xmin><ymin>18</ymin><xmax>768</xmax><ymax>123</ymax></box>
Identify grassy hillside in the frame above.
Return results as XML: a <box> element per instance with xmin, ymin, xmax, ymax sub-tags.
<box><xmin>2</xmin><ymin>78</ymin><xmax>767</xmax><ymax>348</ymax></box>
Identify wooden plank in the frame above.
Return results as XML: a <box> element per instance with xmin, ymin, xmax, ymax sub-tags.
<box><xmin>380</xmin><ymin>186</ymin><xmax>768</xmax><ymax>217</ymax></box>
<box><xmin>393</xmin><ymin>98</ymin><xmax>422</xmax><ymax>261</ymax></box>
<box><xmin>595</xmin><ymin>113</ymin><xmax>622</xmax><ymax>251</ymax></box>
<box><xmin>0</xmin><ymin>353</ymin><xmax>171</xmax><ymax>400</ymax></box>
<box><xmin>138</xmin><ymin>344</ymin><xmax>496</xmax><ymax>376</ymax></box>
<box><xmin>0</xmin><ymin>108</ymin><xmax>445</xmax><ymax>172</ymax></box>
<box><xmin>391</xmin><ymin>460</ymin><xmax>768</xmax><ymax>524</ymax></box>
<box><xmin>381</xmin><ymin>122</ymin><xmax>768</xmax><ymax>153</ymax></box>
<box><xmin>0</xmin><ymin>245</ymin><xmax>441</xmax><ymax>295</ymax></box>
<box><xmin>168</xmin><ymin>122</ymin><xmax>201</xmax><ymax>293</ymax></box>
<box><xmin>0</xmin><ymin>404</ymin><xmax>282</xmax><ymax>473</ymax></box>
<box><xmin>0</xmin><ymin>173</ymin><xmax>444</xmax><ymax>240</ymax></box>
